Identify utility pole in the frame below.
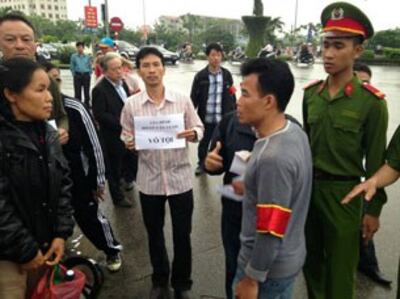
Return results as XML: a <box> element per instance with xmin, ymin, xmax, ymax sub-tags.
<box><xmin>104</xmin><ymin>0</ymin><xmax>110</xmax><ymax>37</ymax></box>
<box><xmin>142</xmin><ymin>0</ymin><xmax>147</xmax><ymax>44</ymax></box>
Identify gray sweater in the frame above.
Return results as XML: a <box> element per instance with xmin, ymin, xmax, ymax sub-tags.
<box><xmin>238</xmin><ymin>120</ymin><xmax>312</xmax><ymax>282</ymax></box>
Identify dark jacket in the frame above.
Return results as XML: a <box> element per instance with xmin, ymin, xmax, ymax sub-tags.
<box><xmin>190</xmin><ymin>66</ymin><xmax>236</xmax><ymax>123</ymax></box>
<box><xmin>206</xmin><ymin>112</ymin><xmax>302</xmax><ymax>185</ymax></box>
<box><xmin>0</xmin><ymin>116</ymin><xmax>74</xmax><ymax>264</ymax></box>
<box><xmin>62</xmin><ymin>95</ymin><xmax>106</xmax><ymax>194</ymax></box>
<box><xmin>92</xmin><ymin>77</ymin><xmax>129</xmax><ymax>156</ymax></box>
<box><xmin>206</xmin><ymin>112</ymin><xmax>256</xmax><ymax>185</ymax></box>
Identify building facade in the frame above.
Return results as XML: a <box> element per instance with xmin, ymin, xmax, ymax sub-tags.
<box><xmin>0</xmin><ymin>0</ymin><xmax>68</xmax><ymax>22</ymax></box>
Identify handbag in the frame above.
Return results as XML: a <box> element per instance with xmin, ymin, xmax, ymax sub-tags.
<box><xmin>31</xmin><ymin>264</ymin><xmax>86</xmax><ymax>299</ymax></box>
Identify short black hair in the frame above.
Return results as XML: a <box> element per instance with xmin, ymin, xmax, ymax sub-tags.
<box><xmin>41</xmin><ymin>61</ymin><xmax>58</xmax><ymax>73</ymax></box>
<box><xmin>135</xmin><ymin>47</ymin><xmax>165</xmax><ymax>69</ymax></box>
<box><xmin>353</xmin><ymin>62</ymin><xmax>372</xmax><ymax>77</ymax></box>
<box><xmin>240</xmin><ymin>58</ymin><xmax>294</xmax><ymax>112</ymax></box>
<box><xmin>76</xmin><ymin>41</ymin><xmax>85</xmax><ymax>47</ymax></box>
<box><xmin>0</xmin><ymin>13</ymin><xmax>36</xmax><ymax>35</ymax></box>
<box><xmin>353</xmin><ymin>35</ymin><xmax>365</xmax><ymax>46</ymax></box>
<box><xmin>205</xmin><ymin>43</ymin><xmax>223</xmax><ymax>56</ymax></box>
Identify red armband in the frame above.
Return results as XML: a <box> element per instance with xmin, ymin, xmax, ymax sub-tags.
<box><xmin>256</xmin><ymin>204</ymin><xmax>292</xmax><ymax>238</ymax></box>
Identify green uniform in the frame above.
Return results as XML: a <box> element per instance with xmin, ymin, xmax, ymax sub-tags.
<box><xmin>385</xmin><ymin>125</ymin><xmax>400</xmax><ymax>299</ymax></box>
<box><xmin>386</xmin><ymin>125</ymin><xmax>400</xmax><ymax>171</ymax></box>
<box><xmin>302</xmin><ymin>76</ymin><xmax>388</xmax><ymax>299</ymax></box>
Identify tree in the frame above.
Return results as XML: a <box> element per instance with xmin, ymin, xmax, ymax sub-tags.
<box><xmin>0</xmin><ymin>6</ymin><xmax>13</xmax><ymax>17</ymax></box>
<box><xmin>199</xmin><ymin>26</ymin><xmax>235</xmax><ymax>52</ymax></box>
<box><xmin>369</xmin><ymin>28</ymin><xmax>400</xmax><ymax>49</ymax></box>
<box><xmin>182</xmin><ymin>14</ymin><xmax>202</xmax><ymax>43</ymax></box>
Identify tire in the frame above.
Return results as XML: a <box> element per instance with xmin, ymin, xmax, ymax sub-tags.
<box><xmin>63</xmin><ymin>256</ymin><xmax>104</xmax><ymax>299</ymax></box>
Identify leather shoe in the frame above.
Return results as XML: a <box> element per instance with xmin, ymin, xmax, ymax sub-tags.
<box><xmin>150</xmin><ymin>286</ymin><xmax>170</xmax><ymax>299</ymax></box>
<box><xmin>174</xmin><ymin>290</ymin><xmax>191</xmax><ymax>299</ymax></box>
<box><xmin>359</xmin><ymin>267</ymin><xmax>392</xmax><ymax>286</ymax></box>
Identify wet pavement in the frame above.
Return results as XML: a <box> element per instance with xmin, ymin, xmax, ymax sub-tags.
<box><xmin>60</xmin><ymin>60</ymin><xmax>400</xmax><ymax>299</ymax></box>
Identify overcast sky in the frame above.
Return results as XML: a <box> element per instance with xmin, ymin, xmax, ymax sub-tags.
<box><xmin>67</xmin><ymin>0</ymin><xmax>398</xmax><ymax>32</ymax></box>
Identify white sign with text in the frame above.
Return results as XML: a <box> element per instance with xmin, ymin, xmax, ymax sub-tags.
<box><xmin>134</xmin><ymin>113</ymin><xmax>185</xmax><ymax>150</ymax></box>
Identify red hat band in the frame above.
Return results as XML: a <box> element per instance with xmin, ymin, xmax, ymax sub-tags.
<box><xmin>324</xmin><ymin>18</ymin><xmax>366</xmax><ymax>37</ymax></box>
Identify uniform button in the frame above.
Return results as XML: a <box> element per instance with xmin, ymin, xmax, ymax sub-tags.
<box><xmin>48</xmin><ymin>208</ymin><xmax>53</xmax><ymax>213</ymax></box>
<box><xmin>38</xmin><ymin>155</ymin><xmax>43</xmax><ymax>160</ymax></box>
<box><xmin>42</xmin><ymin>202</ymin><xmax>47</xmax><ymax>207</ymax></box>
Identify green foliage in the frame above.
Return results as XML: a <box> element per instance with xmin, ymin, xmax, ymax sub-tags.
<box><xmin>57</xmin><ymin>46</ymin><xmax>75</xmax><ymax>64</ymax></box>
<box><xmin>369</xmin><ymin>28</ymin><xmax>400</xmax><ymax>49</ymax></box>
<box><xmin>242</xmin><ymin>16</ymin><xmax>269</xmax><ymax>57</ymax></box>
<box><xmin>118</xmin><ymin>29</ymin><xmax>143</xmax><ymax>45</ymax></box>
<box><xmin>198</xmin><ymin>26</ymin><xmax>235</xmax><ymax>53</ymax></box>
<box><xmin>151</xmin><ymin>23</ymin><xmax>188</xmax><ymax>49</ymax></box>
<box><xmin>253</xmin><ymin>0</ymin><xmax>264</xmax><ymax>17</ymax></box>
<box><xmin>360</xmin><ymin>49</ymin><xmax>374</xmax><ymax>59</ymax></box>
<box><xmin>41</xmin><ymin>35</ymin><xmax>58</xmax><ymax>43</ymax></box>
<box><xmin>384</xmin><ymin>47</ymin><xmax>400</xmax><ymax>59</ymax></box>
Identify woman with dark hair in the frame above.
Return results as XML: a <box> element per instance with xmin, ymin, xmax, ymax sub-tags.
<box><xmin>0</xmin><ymin>58</ymin><xmax>74</xmax><ymax>298</ymax></box>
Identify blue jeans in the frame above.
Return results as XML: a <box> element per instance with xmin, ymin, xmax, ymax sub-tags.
<box><xmin>233</xmin><ymin>265</ymin><xmax>295</xmax><ymax>299</ymax></box>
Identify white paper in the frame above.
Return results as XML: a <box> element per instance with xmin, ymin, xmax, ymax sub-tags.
<box><xmin>134</xmin><ymin>113</ymin><xmax>185</xmax><ymax>150</ymax></box>
<box><xmin>48</xmin><ymin>119</ymin><xmax>58</xmax><ymax>130</ymax></box>
<box><xmin>216</xmin><ymin>184</ymin><xmax>244</xmax><ymax>202</ymax></box>
<box><xmin>229</xmin><ymin>150</ymin><xmax>251</xmax><ymax>175</ymax></box>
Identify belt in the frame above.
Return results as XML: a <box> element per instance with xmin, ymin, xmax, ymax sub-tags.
<box><xmin>75</xmin><ymin>72</ymin><xmax>90</xmax><ymax>75</ymax></box>
<box><xmin>313</xmin><ymin>168</ymin><xmax>360</xmax><ymax>181</ymax></box>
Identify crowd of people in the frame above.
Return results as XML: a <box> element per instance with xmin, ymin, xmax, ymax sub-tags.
<box><xmin>0</xmin><ymin>1</ymin><xmax>400</xmax><ymax>299</ymax></box>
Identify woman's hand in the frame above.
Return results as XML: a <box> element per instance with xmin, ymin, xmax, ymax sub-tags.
<box><xmin>20</xmin><ymin>250</ymin><xmax>45</xmax><ymax>272</ymax></box>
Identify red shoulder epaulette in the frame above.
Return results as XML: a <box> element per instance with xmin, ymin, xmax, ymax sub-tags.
<box><xmin>303</xmin><ymin>79</ymin><xmax>323</xmax><ymax>90</ymax></box>
<box><xmin>362</xmin><ymin>82</ymin><xmax>385</xmax><ymax>100</ymax></box>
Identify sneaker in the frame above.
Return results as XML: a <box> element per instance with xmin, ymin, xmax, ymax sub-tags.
<box><xmin>106</xmin><ymin>253</ymin><xmax>122</xmax><ymax>272</ymax></box>
<box><xmin>174</xmin><ymin>290</ymin><xmax>191</xmax><ymax>299</ymax></box>
<box><xmin>113</xmin><ymin>197</ymin><xmax>133</xmax><ymax>208</ymax></box>
<box><xmin>194</xmin><ymin>166</ymin><xmax>204</xmax><ymax>176</ymax></box>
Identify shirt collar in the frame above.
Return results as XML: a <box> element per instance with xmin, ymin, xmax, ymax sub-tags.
<box><xmin>319</xmin><ymin>75</ymin><xmax>357</xmax><ymax>99</ymax></box>
<box><xmin>140</xmin><ymin>88</ymin><xmax>176</xmax><ymax>106</ymax></box>
<box><xmin>105</xmin><ymin>77</ymin><xmax>123</xmax><ymax>88</ymax></box>
<box><xmin>208</xmin><ymin>67</ymin><xmax>222</xmax><ymax>75</ymax></box>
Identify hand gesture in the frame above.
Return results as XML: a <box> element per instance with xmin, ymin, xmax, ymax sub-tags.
<box><xmin>43</xmin><ymin>238</ymin><xmax>65</xmax><ymax>266</ymax></box>
<box><xmin>341</xmin><ymin>178</ymin><xmax>377</xmax><ymax>204</ymax></box>
<box><xmin>204</xmin><ymin>141</ymin><xmax>223</xmax><ymax>172</ymax></box>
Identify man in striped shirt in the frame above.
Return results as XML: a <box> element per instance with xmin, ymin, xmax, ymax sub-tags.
<box><xmin>121</xmin><ymin>47</ymin><xmax>204</xmax><ymax>299</ymax></box>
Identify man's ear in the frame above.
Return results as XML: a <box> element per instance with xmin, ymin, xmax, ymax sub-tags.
<box><xmin>263</xmin><ymin>94</ymin><xmax>276</xmax><ymax>110</ymax></box>
<box><xmin>354</xmin><ymin>43</ymin><xmax>364</xmax><ymax>59</ymax></box>
<box><xmin>4</xmin><ymin>88</ymin><xmax>17</xmax><ymax>103</ymax></box>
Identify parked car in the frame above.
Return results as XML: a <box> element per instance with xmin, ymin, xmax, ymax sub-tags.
<box><xmin>115</xmin><ymin>40</ymin><xmax>139</xmax><ymax>61</ymax></box>
<box><xmin>141</xmin><ymin>45</ymin><xmax>180</xmax><ymax>65</ymax></box>
<box><xmin>42</xmin><ymin>43</ymin><xmax>59</xmax><ymax>59</ymax></box>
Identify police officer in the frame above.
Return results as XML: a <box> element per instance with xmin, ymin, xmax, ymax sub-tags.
<box><xmin>302</xmin><ymin>2</ymin><xmax>388</xmax><ymax>298</ymax></box>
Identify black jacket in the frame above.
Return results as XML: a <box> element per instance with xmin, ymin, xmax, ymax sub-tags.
<box><xmin>206</xmin><ymin>112</ymin><xmax>256</xmax><ymax>185</ymax></box>
<box><xmin>62</xmin><ymin>95</ymin><xmax>106</xmax><ymax>194</ymax></box>
<box><xmin>190</xmin><ymin>66</ymin><xmax>236</xmax><ymax>123</ymax></box>
<box><xmin>0</xmin><ymin>116</ymin><xmax>74</xmax><ymax>264</ymax></box>
<box><xmin>92</xmin><ymin>77</ymin><xmax>129</xmax><ymax>156</ymax></box>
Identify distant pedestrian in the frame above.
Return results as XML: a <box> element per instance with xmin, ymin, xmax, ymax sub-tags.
<box><xmin>121</xmin><ymin>57</ymin><xmax>141</xmax><ymax>95</ymax></box>
<box><xmin>70</xmin><ymin>41</ymin><xmax>92</xmax><ymax>106</ymax></box>
<box><xmin>190</xmin><ymin>42</ymin><xmax>236</xmax><ymax>176</ymax></box>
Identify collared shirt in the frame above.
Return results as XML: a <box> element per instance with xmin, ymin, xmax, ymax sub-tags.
<box><xmin>205</xmin><ymin>69</ymin><xmax>223</xmax><ymax>124</ymax></box>
<box><xmin>106</xmin><ymin>77</ymin><xmax>128</xmax><ymax>103</ymax></box>
<box><xmin>70</xmin><ymin>53</ymin><xmax>92</xmax><ymax>75</ymax></box>
<box><xmin>120</xmin><ymin>88</ymin><xmax>204</xmax><ymax>196</ymax></box>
